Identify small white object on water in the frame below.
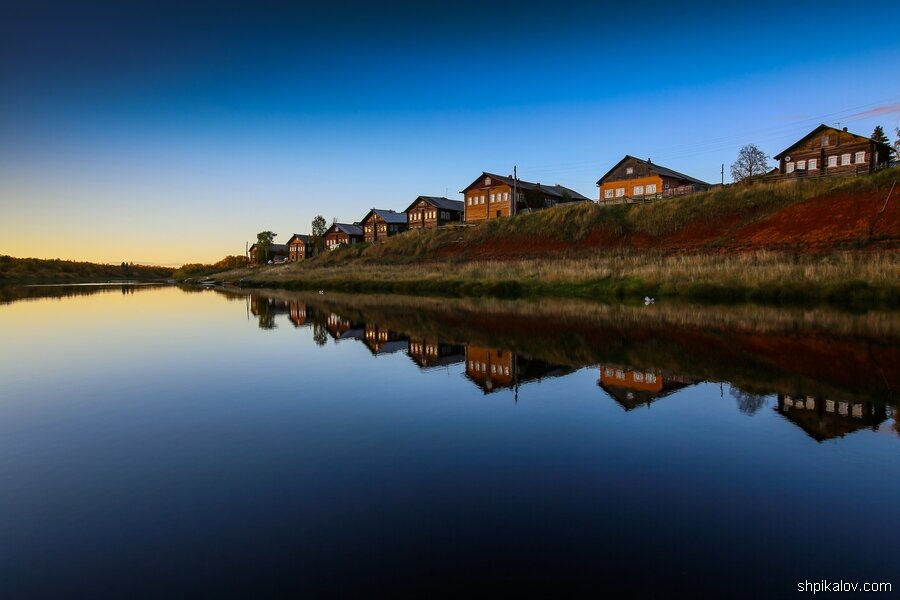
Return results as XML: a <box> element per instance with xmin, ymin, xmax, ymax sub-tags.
<box><xmin>644</xmin><ymin>296</ymin><xmax>655</xmax><ymax>305</ymax></box>
<box><xmin>318</xmin><ymin>290</ymin><xmax>324</xmax><ymax>295</ymax></box>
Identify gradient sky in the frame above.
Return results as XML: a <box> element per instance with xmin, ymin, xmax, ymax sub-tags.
<box><xmin>2</xmin><ymin>0</ymin><xmax>899</xmax><ymax>265</ymax></box>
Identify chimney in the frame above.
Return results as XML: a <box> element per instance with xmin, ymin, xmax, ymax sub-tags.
<box><xmin>648</xmin><ymin>157</ymin><xmax>652</xmax><ymax>164</ymax></box>
<box><xmin>842</xmin><ymin>127</ymin><xmax>848</xmax><ymax>132</ymax></box>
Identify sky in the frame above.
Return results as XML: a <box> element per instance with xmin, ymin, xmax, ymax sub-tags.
<box><xmin>1</xmin><ymin>0</ymin><xmax>899</xmax><ymax>265</ymax></box>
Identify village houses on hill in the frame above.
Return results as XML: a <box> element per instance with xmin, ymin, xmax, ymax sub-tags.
<box><xmin>247</xmin><ymin>122</ymin><xmax>896</xmax><ymax>261</ymax></box>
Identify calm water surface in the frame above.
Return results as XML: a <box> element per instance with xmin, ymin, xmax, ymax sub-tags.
<box><xmin>0</xmin><ymin>285</ymin><xmax>897</xmax><ymax>597</ymax></box>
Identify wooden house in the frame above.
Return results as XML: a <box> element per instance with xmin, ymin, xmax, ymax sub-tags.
<box><xmin>773</xmin><ymin>124</ymin><xmax>893</xmax><ymax>178</ymax></box>
<box><xmin>464</xmin><ymin>345</ymin><xmax>571</xmax><ymax>395</ymax></box>
<box><xmin>597</xmin><ymin>156</ymin><xmax>709</xmax><ymax>203</ymax></box>
<box><xmin>286</xmin><ymin>234</ymin><xmax>312</xmax><ymax>261</ymax></box>
<box><xmin>404</xmin><ymin>196</ymin><xmax>465</xmax><ymax>229</ymax></box>
<box><xmin>363</xmin><ymin>324</ymin><xmax>408</xmax><ymax>355</ymax></box>
<box><xmin>407</xmin><ymin>338</ymin><xmax>465</xmax><ymax>369</ymax></box>
<box><xmin>461</xmin><ymin>172</ymin><xmax>590</xmax><ymax>224</ymax></box>
<box><xmin>360</xmin><ymin>209</ymin><xmax>408</xmax><ymax>243</ymax></box>
<box><xmin>248</xmin><ymin>243</ymin><xmax>288</xmax><ymax>265</ymax></box>
<box><xmin>288</xmin><ymin>301</ymin><xmax>309</xmax><ymax>327</ymax></box>
<box><xmin>325</xmin><ymin>313</ymin><xmax>365</xmax><ymax>342</ymax></box>
<box><xmin>776</xmin><ymin>394</ymin><xmax>887</xmax><ymax>442</ymax></box>
<box><xmin>323</xmin><ymin>223</ymin><xmax>364</xmax><ymax>251</ymax></box>
<box><xmin>597</xmin><ymin>365</ymin><xmax>696</xmax><ymax>411</ymax></box>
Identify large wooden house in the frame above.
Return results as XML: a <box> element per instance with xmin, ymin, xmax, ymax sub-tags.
<box><xmin>776</xmin><ymin>394</ymin><xmax>887</xmax><ymax>442</ymax></box>
<box><xmin>404</xmin><ymin>196</ymin><xmax>464</xmax><ymax>229</ymax></box>
<box><xmin>773</xmin><ymin>124</ymin><xmax>893</xmax><ymax>178</ymax></box>
<box><xmin>286</xmin><ymin>234</ymin><xmax>312</xmax><ymax>261</ymax></box>
<box><xmin>597</xmin><ymin>156</ymin><xmax>709</xmax><ymax>203</ymax></box>
<box><xmin>597</xmin><ymin>364</ymin><xmax>696</xmax><ymax>411</ymax></box>
<box><xmin>323</xmin><ymin>223</ymin><xmax>364</xmax><ymax>251</ymax></box>
<box><xmin>461</xmin><ymin>172</ymin><xmax>589</xmax><ymax>224</ymax></box>
<box><xmin>248</xmin><ymin>243</ymin><xmax>288</xmax><ymax>265</ymax></box>
<box><xmin>360</xmin><ymin>209</ymin><xmax>408</xmax><ymax>243</ymax></box>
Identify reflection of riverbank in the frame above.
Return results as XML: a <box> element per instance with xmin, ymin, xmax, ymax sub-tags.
<box><xmin>225</xmin><ymin>288</ymin><xmax>899</xmax><ymax>407</ymax></box>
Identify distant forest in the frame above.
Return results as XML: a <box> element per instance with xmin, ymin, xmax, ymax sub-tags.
<box><xmin>0</xmin><ymin>255</ymin><xmax>174</xmax><ymax>283</ymax></box>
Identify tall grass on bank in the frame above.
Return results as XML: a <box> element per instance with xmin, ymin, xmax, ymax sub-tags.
<box><xmin>220</xmin><ymin>250</ymin><xmax>900</xmax><ymax>308</ymax></box>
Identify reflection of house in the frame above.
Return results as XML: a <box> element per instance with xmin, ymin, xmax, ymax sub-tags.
<box><xmin>249</xmin><ymin>243</ymin><xmax>289</xmax><ymax>265</ymax></box>
<box><xmin>249</xmin><ymin>296</ymin><xmax>290</xmax><ymax>329</ymax></box>
<box><xmin>404</xmin><ymin>196</ymin><xmax>465</xmax><ymax>229</ymax></box>
<box><xmin>408</xmin><ymin>338</ymin><xmax>465</xmax><ymax>369</ymax></box>
<box><xmin>360</xmin><ymin>209</ymin><xmax>408</xmax><ymax>243</ymax></box>
<box><xmin>288</xmin><ymin>302</ymin><xmax>310</xmax><ymax>327</ymax></box>
<box><xmin>776</xmin><ymin>394</ymin><xmax>887</xmax><ymax>442</ymax></box>
<box><xmin>462</xmin><ymin>172</ymin><xmax>589</xmax><ymax>223</ymax></box>
<box><xmin>286</xmin><ymin>234</ymin><xmax>312</xmax><ymax>261</ymax></box>
<box><xmin>772</xmin><ymin>124</ymin><xmax>893</xmax><ymax>178</ymax></box>
<box><xmin>597</xmin><ymin>365</ymin><xmax>696</xmax><ymax>410</ymax></box>
<box><xmin>464</xmin><ymin>345</ymin><xmax>571</xmax><ymax>395</ymax></box>
<box><xmin>325</xmin><ymin>313</ymin><xmax>365</xmax><ymax>341</ymax></box>
<box><xmin>363</xmin><ymin>324</ymin><xmax>408</xmax><ymax>355</ymax></box>
<box><xmin>596</xmin><ymin>156</ymin><xmax>709</xmax><ymax>203</ymax></box>
<box><xmin>323</xmin><ymin>223</ymin><xmax>364</xmax><ymax>251</ymax></box>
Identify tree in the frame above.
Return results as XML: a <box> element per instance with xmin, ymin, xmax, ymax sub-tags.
<box><xmin>255</xmin><ymin>231</ymin><xmax>276</xmax><ymax>264</ymax></box>
<box><xmin>894</xmin><ymin>126</ymin><xmax>900</xmax><ymax>155</ymax></box>
<box><xmin>871</xmin><ymin>125</ymin><xmax>889</xmax><ymax>146</ymax></box>
<box><xmin>730</xmin><ymin>387</ymin><xmax>768</xmax><ymax>416</ymax></box>
<box><xmin>310</xmin><ymin>216</ymin><xmax>327</xmax><ymax>255</ymax></box>
<box><xmin>731</xmin><ymin>144</ymin><xmax>770</xmax><ymax>182</ymax></box>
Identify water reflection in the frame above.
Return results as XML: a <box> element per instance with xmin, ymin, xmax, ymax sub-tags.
<box><xmin>1</xmin><ymin>284</ymin><xmax>898</xmax><ymax>596</ymax></box>
<box><xmin>598</xmin><ymin>365</ymin><xmax>697</xmax><ymax>410</ymax></box>
<box><xmin>228</xmin><ymin>288</ymin><xmax>899</xmax><ymax>442</ymax></box>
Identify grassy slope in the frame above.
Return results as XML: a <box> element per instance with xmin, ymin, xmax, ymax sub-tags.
<box><xmin>0</xmin><ymin>255</ymin><xmax>174</xmax><ymax>284</ymax></box>
<box><xmin>208</xmin><ymin>169</ymin><xmax>900</xmax><ymax>306</ymax></box>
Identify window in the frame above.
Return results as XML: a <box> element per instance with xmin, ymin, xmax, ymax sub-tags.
<box><xmin>467</xmin><ymin>198</ymin><xmax>471</xmax><ymax>206</ymax></box>
<box><xmin>480</xmin><ymin>196</ymin><xmax>485</xmax><ymax>204</ymax></box>
<box><xmin>785</xmin><ymin>162</ymin><xmax>794</xmax><ymax>174</ymax></box>
<box><xmin>646</xmin><ymin>183</ymin><xmax>657</xmax><ymax>194</ymax></box>
<box><xmin>626</xmin><ymin>167</ymin><xmax>634</xmax><ymax>175</ymax></box>
<box><xmin>841</xmin><ymin>153</ymin><xmax>851</xmax><ymax>166</ymax></box>
<box><xmin>604</xmin><ymin>189</ymin><xmax>614</xmax><ymax>199</ymax></box>
<box><xmin>503</xmin><ymin>192</ymin><xmax>508</xmax><ymax>201</ymax></box>
<box><xmin>633</xmin><ymin>185</ymin><xmax>644</xmax><ymax>196</ymax></box>
<box><xmin>615</xmin><ymin>187</ymin><xmax>625</xmax><ymax>197</ymax></box>
<box><xmin>797</xmin><ymin>160</ymin><xmax>806</xmax><ymax>170</ymax></box>
<box><xmin>808</xmin><ymin>158</ymin><xmax>817</xmax><ymax>170</ymax></box>
<box><xmin>490</xmin><ymin>194</ymin><xmax>495</xmax><ymax>203</ymax></box>
<box><xmin>485</xmin><ymin>177</ymin><xmax>491</xmax><ymax>185</ymax></box>
<box><xmin>827</xmin><ymin>155</ymin><xmax>837</xmax><ymax>168</ymax></box>
<box><xmin>855</xmin><ymin>151</ymin><xmax>865</xmax><ymax>163</ymax></box>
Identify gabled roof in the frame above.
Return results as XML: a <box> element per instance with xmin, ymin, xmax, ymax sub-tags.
<box><xmin>772</xmin><ymin>123</ymin><xmax>893</xmax><ymax>160</ymax></box>
<box><xmin>596</xmin><ymin>155</ymin><xmax>709</xmax><ymax>187</ymax></box>
<box><xmin>286</xmin><ymin>233</ymin><xmax>310</xmax><ymax>244</ymax></box>
<box><xmin>327</xmin><ymin>223</ymin><xmax>363</xmax><ymax>236</ymax></box>
<box><xmin>403</xmin><ymin>196</ymin><xmax>465</xmax><ymax>213</ymax></box>
<box><xmin>361</xmin><ymin>208</ymin><xmax>408</xmax><ymax>225</ymax></box>
<box><xmin>248</xmin><ymin>243</ymin><xmax>288</xmax><ymax>252</ymax></box>
<box><xmin>461</xmin><ymin>172</ymin><xmax>589</xmax><ymax>200</ymax></box>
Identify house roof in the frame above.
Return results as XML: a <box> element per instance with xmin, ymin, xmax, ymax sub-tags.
<box><xmin>596</xmin><ymin>155</ymin><xmax>709</xmax><ymax>187</ymax></box>
<box><xmin>361</xmin><ymin>208</ymin><xmax>408</xmax><ymax>225</ymax></box>
<box><xmin>403</xmin><ymin>196</ymin><xmax>465</xmax><ymax>213</ymax></box>
<box><xmin>248</xmin><ymin>243</ymin><xmax>287</xmax><ymax>252</ymax></box>
<box><xmin>772</xmin><ymin>123</ymin><xmax>894</xmax><ymax>160</ymax></box>
<box><xmin>328</xmin><ymin>223</ymin><xmax>363</xmax><ymax>236</ymax></box>
<box><xmin>462</xmin><ymin>172</ymin><xmax>590</xmax><ymax>200</ymax></box>
<box><xmin>286</xmin><ymin>233</ymin><xmax>310</xmax><ymax>244</ymax></box>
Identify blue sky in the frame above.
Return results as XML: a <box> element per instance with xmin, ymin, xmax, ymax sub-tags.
<box><xmin>1</xmin><ymin>0</ymin><xmax>899</xmax><ymax>264</ymax></box>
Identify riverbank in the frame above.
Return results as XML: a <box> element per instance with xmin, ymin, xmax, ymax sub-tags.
<box><xmin>208</xmin><ymin>170</ymin><xmax>899</xmax><ymax>307</ymax></box>
<box><xmin>210</xmin><ymin>250</ymin><xmax>899</xmax><ymax>308</ymax></box>
<box><xmin>0</xmin><ymin>255</ymin><xmax>173</xmax><ymax>284</ymax></box>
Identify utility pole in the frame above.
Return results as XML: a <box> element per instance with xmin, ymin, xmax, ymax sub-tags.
<box><xmin>721</xmin><ymin>164</ymin><xmax>724</xmax><ymax>185</ymax></box>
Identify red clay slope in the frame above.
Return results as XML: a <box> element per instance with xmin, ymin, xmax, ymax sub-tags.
<box><xmin>436</xmin><ymin>183</ymin><xmax>898</xmax><ymax>259</ymax></box>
